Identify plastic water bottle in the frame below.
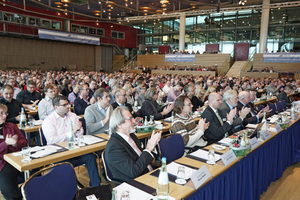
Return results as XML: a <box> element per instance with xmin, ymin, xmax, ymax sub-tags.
<box><xmin>291</xmin><ymin>102</ymin><xmax>295</xmax><ymax>118</ymax></box>
<box><xmin>67</xmin><ymin>121</ymin><xmax>75</xmax><ymax>149</ymax></box>
<box><xmin>19</xmin><ymin>107</ymin><xmax>26</xmax><ymax>128</ymax></box>
<box><xmin>156</xmin><ymin>157</ymin><xmax>169</xmax><ymax>200</ymax></box>
<box><xmin>261</xmin><ymin>111</ymin><xmax>266</xmax><ymax>123</ymax></box>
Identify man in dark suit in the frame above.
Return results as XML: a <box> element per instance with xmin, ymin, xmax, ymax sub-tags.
<box><xmin>277</xmin><ymin>86</ymin><xmax>293</xmax><ymax>108</ymax></box>
<box><xmin>201</xmin><ymin>93</ymin><xmax>236</xmax><ymax>145</ymax></box>
<box><xmin>111</xmin><ymin>89</ymin><xmax>136</xmax><ymax>117</ymax></box>
<box><xmin>74</xmin><ymin>84</ymin><xmax>93</xmax><ymax>115</ymax></box>
<box><xmin>105</xmin><ymin>107</ymin><xmax>161</xmax><ymax>182</ymax></box>
<box><xmin>237</xmin><ymin>91</ymin><xmax>264</xmax><ymax>124</ymax></box>
<box><xmin>220</xmin><ymin>90</ymin><xmax>250</xmax><ymax>133</ymax></box>
<box><xmin>247</xmin><ymin>89</ymin><xmax>272</xmax><ymax>116</ymax></box>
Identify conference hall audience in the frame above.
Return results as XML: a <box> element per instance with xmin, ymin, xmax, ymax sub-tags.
<box><xmin>42</xmin><ymin>95</ymin><xmax>101</xmax><ymax>186</ymax></box>
<box><xmin>105</xmin><ymin>107</ymin><xmax>161</xmax><ymax>182</ymax></box>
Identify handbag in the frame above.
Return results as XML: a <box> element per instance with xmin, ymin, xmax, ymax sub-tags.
<box><xmin>76</xmin><ymin>184</ymin><xmax>112</xmax><ymax>200</ymax></box>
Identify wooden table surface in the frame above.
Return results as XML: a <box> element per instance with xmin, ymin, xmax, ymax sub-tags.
<box><xmin>254</xmin><ymin>97</ymin><xmax>277</xmax><ymax>106</ymax></box>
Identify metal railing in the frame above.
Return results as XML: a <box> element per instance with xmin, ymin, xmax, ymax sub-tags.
<box><xmin>239</xmin><ymin>48</ymin><xmax>257</xmax><ymax>77</ymax></box>
<box><xmin>218</xmin><ymin>50</ymin><xmax>235</xmax><ymax>77</ymax></box>
<box><xmin>122</xmin><ymin>54</ymin><xmax>137</xmax><ymax>70</ymax></box>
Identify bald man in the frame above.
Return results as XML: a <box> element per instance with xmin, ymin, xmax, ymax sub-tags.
<box><xmin>201</xmin><ymin>92</ymin><xmax>236</xmax><ymax>145</ymax></box>
<box><xmin>237</xmin><ymin>91</ymin><xmax>264</xmax><ymax>124</ymax></box>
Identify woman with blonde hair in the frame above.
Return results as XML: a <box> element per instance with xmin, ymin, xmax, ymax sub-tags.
<box><xmin>195</xmin><ymin>87</ymin><xmax>205</xmax><ymax>102</ymax></box>
<box><xmin>123</xmin><ymin>84</ymin><xmax>134</xmax><ymax>105</ymax></box>
<box><xmin>203</xmin><ymin>86</ymin><xmax>216</xmax><ymax>102</ymax></box>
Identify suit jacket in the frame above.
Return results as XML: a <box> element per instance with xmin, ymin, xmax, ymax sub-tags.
<box><xmin>111</xmin><ymin>101</ymin><xmax>136</xmax><ymax>118</ymax></box>
<box><xmin>237</xmin><ymin>101</ymin><xmax>259</xmax><ymax>124</ymax></box>
<box><xmin>105</xmin><ymin>132</ymin><xmax>153</xmax><ymax>182</ymax></box>
<box><xmin>219</xmin><ymin>101</ymin><xmax>246</xmax><ymax>133</ymax></box>
<box><xmin>191</xmin><ymin>96</ymin><xmax>203</xmax><ymax>112</ymax></box>
<box><xmin>141</xmin><ymin>100</ymin><xmax>164</xmax><ymax>120</ymax></box>
<box><xmin>277</xmin><ymin>91</ymin><xmax>292</xmax><ymax>108</ymax></box>
<box><xmin>74</xmin><ymin>97</ymin><xmax>90</xmax><ymax>115</ymax></box>
<box><xmin>201</xmin><ymin>106</ymin><xmax>232</xmax><ymax>145</ymax></box>
<box><xmin>84</xmin><ymin>103</ymin><xmax>113</xmax><ymax>135</ymax></box>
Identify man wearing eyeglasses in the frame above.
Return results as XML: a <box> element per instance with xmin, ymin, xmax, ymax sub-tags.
<box><xmin>74</xmin><ymin>84</ymin><xmax>94</xmax><ymax>115</ymax></box>
<box><xmin>42</xmin><ymin>95</ymin><xmax>101</xmax><ymax>187</ymax></box>
<box><xmin>105</xmin><ymin>107</ymin><xmax>161</xmax><ymax>182</ymax></box>
<box><xmin>16</xmin><ymin>80</ymin><xmax>42</xmax><ymax>107</ymax></box>
<box><xmin>111</xmin><ymin>89</ymin><xmax>136</xmax><ymax>117</ymax></box>
<box><xmin>84</xmin><ymin>88</ymin><xmax>113</xmax><ymax>135</ymax></box>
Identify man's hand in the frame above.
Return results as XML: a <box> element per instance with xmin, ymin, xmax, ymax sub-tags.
<box><xmin>161</xmin><ymin>103</ymin><xmax>174</xmax><ymax>116</ymax></box>
<box><xmin>31</xmin><ymin>100</ymin><xmax>40</xmax><ymax>107</ymax></box>
<box><xmin>197</xmin><ymin>118</ymin><xmax>210</xmax><ymax>132</ymax></box>
<box><xmin>239</xmin><ymin>107</ymin><xmax>251</xmax><ymax>119</ymax></box>
<box><xmin>227</xmin><ymin>108</ymin><xmax>236</xmax><ymax>123</ymax></box>
<box><xmin>102</xmin><ymin>106</ymin><xmax>111</xmax><ymax>125</ymax></box>
<box><xmin>146</xmin><ymin>130</ymin><xmax>162</xmax><ymax>152</ymax></box>
<box><xmin>15</xmin><ymin>114</ymin><xmax>21</xmax><ymax>121</ymax></box>
<box><xmin>257</xmin><ymin>110</ymin><xmax>264</xmax><ymax>118</ymax></box>
<box><xmin>89</xmin><ymin>97</ymin><xmax>96</xmax><ymax>105</ymax></box>
<box><xmin>5</xmin><ymin>134</ymin><xmax>18</xmax><ymax>146</ymax></box>
<box><xmin>73</xmin><ymin>121</ymin><xmax>82</xmax><ymax>132</ymax></box>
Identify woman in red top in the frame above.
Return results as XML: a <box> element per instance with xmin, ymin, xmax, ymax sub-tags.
<box><xmin>0</xmin><ymin>104</ymin><xmax>28</xmax><ymax>200</ymax></box>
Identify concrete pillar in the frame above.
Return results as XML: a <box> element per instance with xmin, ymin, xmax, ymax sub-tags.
<box><xmin>259</xmin><ymin>0</ymin><xmax>270</xmax><ymax>53</ymax></box>
<box><xmin>179</xmin><ymin>13</ymin><xmax>186</xmax><ymax>52</ymax></box>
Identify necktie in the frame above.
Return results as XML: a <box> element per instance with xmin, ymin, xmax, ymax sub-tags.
<box><xmin>129</xmin><ymin>136</ymin><xmax>153</xmax><ymax>171</ymax></box>
<box><xmin>216</xmin><ymin>111</ymin><xmax>228</xmax><ymax>137</ymax></box>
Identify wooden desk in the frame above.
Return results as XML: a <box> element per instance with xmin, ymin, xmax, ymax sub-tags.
<box><xmin>254</xmin><ymin>97</ymin><xmax>277</xmax><ymax>106</ymax></box>
<box><xmin>25</xmin><ymin>109</ymin><xmax>38</xmax><ymax>115</ymax></box>
<box><xmin>17</xmin><ymin>124</ymin><xmax>41</xmax><ymax>133</ymax></box>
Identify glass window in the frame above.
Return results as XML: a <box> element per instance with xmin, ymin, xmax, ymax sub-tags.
<box><xmin>251</xmin><ymin>28</ymin><xmax>260</xmax><ymax>41</ymax></box>
<box><xmin>145</xmin><ymin>36</ymin><xmax>152</xmax><ymax>45</ymax></box>
<box><xmin>112</xmin><ymin>31</ymin><xmax>118</xmax><ymax>38</ymax></box>
<box><xmin>252</xmin><ymin>10</ymin><xmax>261</xmax><ymax>27</ymax></box>
<box><xmin>197</xmin><ymin>16</ymin><xmax>208</xmax><ymax>29</ymax></box>
<box><xmin>89</xmin><ymin>27</ymin><xmax>96</xmax><ymax>34</ymax></box>
<box><xmin>52</xmin><ymin>21</ymin><xmax>61</xmax><ymax>30</ymax></box>
<box><xmin>236</xmin><ymin>29</ymin><xmax>251</xmax><ymax>42</ymax></box>
<box><xmin>97</xmin><ymin>29</ymin><xmax>104</xmax><ymax>36</ymax></box>
<box><xmin>79</xmin><ymin>26</ymin><xmax>88</xmax><ymax>34</ymax></box>
<box><xmin>208</xmin><ymin>30</ymin><xmax>220</xmax><ymax>43</ymax></box>
<box><xmin>162</xmin><ymin>34</ymin><xmax>172</xmax><ymax>44</ymax></box>
<box><xmin>269</xmin><ymin>8</ymin><xmax>287</xmax><ymax>25</ymax></box>
<box><xmin>163</xmin><ymin>20</ymin><xmax>173</xmax><ymax>32</ymax></box>
<box><xmin>223</xmin><ymin>16</ymin><xmax>236</xmax><ymax>28</ymax></box>
<box><xmin>153</xmin><ymin>36</ymin><xmax>162</xmax><ymax>45</ymax></box>
<box><xmin>0</xmin><ymin>11</ymin><xmax>2</xmax><ymax>21</ymax></box>
<box><xmin>174</xmin><ymin>19</ymin><xmax>180</xmax><ymax>31</ymax></box>
<box><xmin>4</xmin><ymin>13</ymin><xmax>26</xmax><ymax>24</ymax></box>
<box><xmin>287</xmin><ymin>8</ymin><xmax>300</xmax><ymax>24</ymax></box>
<box><xmin>173</xmin><ymin>34</ymin><xmax>179</xmax><ymax>43</ymax></box>
<box><xmin>268</xmin><ymin>27</ymin><xmax>284</xmax><ymax>40</ymax></box>
<box><xmin>186</xmin><ymin>17</ymin><xmax>196</xmax><ymax>31</ymax></box>
<box><xmin>222</xmin><ymin>30</ymin><xmax>236</xmax><ymax>41</ymax></box>
<box><xmin>195</xmin><ymin>31</ymin><xmax>207</xmax><ymax>43</ymax></box>
<box><xmin>118</xmin><ymin>32</ymin><xmax>125</xmax><ymax>39</ymax></box>
<box><xmin>153</xmin><ymin>21</ymin><xmax>162</xmax><ymax>34</ymax></box>
<box><xmin>29</xmin><ymin>17</ymin><xmax>40</xmax><ymax>26</ymax></box>
<box><xmin>71</xmin><ymin>24</ymin><xmax>80</xmax><ymax>32</ymax></box>
<box><xmin>237</xmin><ymin>15</ymin><xmax>252</xmax><ymax>27</ymax></box>
<box><xmin>42</xmin><ymin>19</ymin><xmax>51</xmax><ymax>28</ymax></box>
<box><xmin>186</xmin><ymin>32</ymin><xmax>195</xmax><ymax>44</ymax></box>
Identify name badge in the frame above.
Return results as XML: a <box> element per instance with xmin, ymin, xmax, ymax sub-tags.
<box><xmin>190</xmin><ymin>165</ymin><xmax>211</xmax><ymax>189</ymax></box>
<box><xmin>274</xmin><ymin>124</ymin><xmax>282</xmax><ymax>133</ymax></box>
<box><xmin>221</xmin><ymin>149</ymin><xmax>237</xmax><ymax>166</ymax></box>
<box><xmin>249</xmin><ymin>137</ymin><xmax>260</xmax><ymax>150</ymax></box>
<box><xmin>0</xmin><ymin>135</ymin><xmax>4</xmax><ymax>139</ymax></box>
<box><xmin>262</xmin><ymin>130</ymin><xmax>272</xmax><ymax>140</ymax></box>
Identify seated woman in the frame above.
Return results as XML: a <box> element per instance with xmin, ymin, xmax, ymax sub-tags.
<box><xmin>170</xmin><ymin>96</ymin><xmax>209</xmax><ymax>148</ymax></box>
<box><xmin>203</xmin><ymin>86</ymin><xmax>216</xmax><ymax>102</ymax></box>
<box><xmin>0</xmin><ymin>104</ymin><xmax>28</xmax><ymax>200</ymax></box>
<box><xmin>141</xmin><ymin>87</ymin><xmax>174</xmax><ymax>120</ymax></box>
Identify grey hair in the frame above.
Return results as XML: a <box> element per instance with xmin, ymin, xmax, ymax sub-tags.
<box><xmin>223</xmin><ymin>90</ymin><xmax>237</xmax><ymax>101</ymax></box>
<box><xmin>109</xmin><ymin>107</ymin><xmax>129</xmax><ymax>134</ymax></box>
<box><xmin>144</xmin><ymin>87</ymin><xmax>157</xmax><ymax>101</ymax></box>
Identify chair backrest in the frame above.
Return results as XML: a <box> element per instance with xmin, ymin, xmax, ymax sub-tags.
<box><xmin>22</xmin><ymin>162</ymin><xmax>77</xmax><ymax>200</ymax></box>
<box><xmin>79</xmin><ymin>118</ymin><xmax>86</xmax><ymax>135</ymax></box>
<box><xmin>276</xmin><ymin>101</ymin><xmax>284</xmax><ymax>113</ymax></box>
<box><xmin>257</xmin><ymin>105</ymin><xmax>264</xmax><ymax>111</ymax></box>
<box><xmin>19</xmin><ymin>129</ymin><xmax>30</xmax><ymax>147</ymax></box>
<box><xmin>101</xmin><ymin>150</ymin><xmax>114</xmax><ymax>182</ymax></box>
<box><xmin>159</xmin><ymin>134</ymin><xmax>185</xmax><ymax>164</ymax></box>
<box><xmin>39</xmin><ymin>127</ymin><xmax>47</xmax><ymax>146</ymax></box>
<box><xmin>268</xmin><ymin>103</ymin><xmax>276</xmax><ymax>114</ymax></box>
<box><xmin>281</xmin><ymin>100</ymin><xmax>287</xmax><ymax>110</ymax></box>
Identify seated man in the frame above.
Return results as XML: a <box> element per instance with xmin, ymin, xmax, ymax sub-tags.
<box><xmin>184</xmin><ymin>84</ymin><xmax>203</xmax><ymax>111</ymax></box>
<box><xmin>201</xmin><ymin>93</ymin><xmax>236</xmax><ymax>145</ymax></box>
<box><xmin>111</xmin><ymin>89</ymin><xmax>136</xmax><ymax>117</ymax></box>
<box><xmin>167</xmin><ymin>81</ymin><xmax>184</xmax><ymax>102</ymax></box>
<box><xmin>277</xmin><ymin>86</ymin><xmax>294</xmax><ymax>108</ymax></box>
<box><xmin>68</xmin><ymin>84</ymin><xmax>80</xmax><ymax>104</ymax></box>
<box><xmin>6</xmin><ymin>77</ymin><xmax>21</xmax><ymax>99</ymax></box>
<box><xmin>105</xmin><ymin>107</ymin><xmax>161</xmax><ymax>182</ymax></box>
<box><xmin>170</xmin><ymin>96</ymin><xmax>208</xmax><ymax>148</ymax></box>
<box><xmin>16</xmin><ymin>80</ymin><xmax>42</xmax><ymax>106</ymax></box>
<box><xmin>74</xmin><ymin>84</ymin><xmax>92</xmax><ymax>115</ymax></box>
<box><xmin>84</xmin><ymin>88</ymin><xmax>113</xmax><ymax>135</ymax></box>
<box><xmin>89</xmin><ymin>80</ymin><xmax>97</xmax><ymax>99</ymax></box>
<box><xmin>247</xmin><ymin>89</ymin><xmax>272</xmax><ymax>116</ymax></box>
<box><xmin>220</xmin><ymin>90</ymin><xmax>250</xmax><ymax>133</ymax></box>
<box><xmin>237</xmin><ymin>91</ymin><xmax>264</xmax><ymax>124</ymax></box>
<box><xmin>38</xmin><ymin>85</ymin><xmax>55</xmax><ymax>120</ymax></box>
<box><xmin>42</xmin><ymin>95</ymin><xmax>101</xmax><ymax>187</ymax></box>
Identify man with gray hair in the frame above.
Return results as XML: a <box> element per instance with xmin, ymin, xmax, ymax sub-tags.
<box><xmin>277</xmin><ymin>85</ymin><xmax>294</xmax><ymax>108</ymax></box>
<box><xmin>184</xmin><ymin>84</ymin><xmax>203</xmax><ymax>111</ymax></box>
<box><xmin>237</xmin><ymin>91</ymin><xmax>264</xmax><ymax>124</ymax></box>
<box><xmin>111</xmin><ymin>89</ymin><xmax>136</xmax><ymax>117</ymax></box>
<box><xmin>220</xmin><ymin>90</ymin><xmax>250</xmax><ymax>133</ymax></box>
<box><xmin>84</xmin><ymin>88</ymin><xmax>113</xmax><ymax>135</ymax></box>
<box><xmin>201</xmin><ymin>92</ymin><xmax>236</xmax><ymax>145</ymax></box>
<box><xmin>104</xmin><ymin>107</ymin><xmax>161</xmax><ymax>182</ymax></box>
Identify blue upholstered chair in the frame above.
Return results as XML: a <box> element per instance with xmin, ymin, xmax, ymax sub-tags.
<box><xmin>257</xmin><ymin>105</ymin><xmax>264</xmax><ymax>111</ymax></box>
<box><xmin>268</xmin><ymin>103</ymin><xmax>277</xmax><ymax>114</ymax></box>
<box><xmin>158</xmin><ymin>134</ymin><xmax>185</xmax><ymax>164</ymax></box>
<box><xmin>101</xmin><ymin>150</ymin><xmax>122</xmax><ymax>185</ymax></box>
<box><xmin>281</xmin><ymin>100</ymin><xmax>287</xmax><ymax>110</ymax></box>
<box><xmin>276</xmin><ymin>101</ymin><xmax>284</xmax><ymax>113</ymax></box>
<box><xmin>21</xmin><ymin>162</ymin><xmax>78</xmax><ymax>200</ymax></box>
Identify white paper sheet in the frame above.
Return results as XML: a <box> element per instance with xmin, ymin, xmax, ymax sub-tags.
<box><xmin>218</xmin><ymin>138</ymin><xmax>233</xmax><ymax>146</ymax></box>
<box><xmin>190</xmin><ymin>149</ymin><xmax>221</xmax><ymax>162</ymax></box>
<box><xmin>83</xmin><ymin>135</ymin><xmax>105</xmax><ymax>145</ymax></box>
<box><xmin>30</xmin><ymin>145</ymin><xmax>63</xmax><ymax>158</ymax></box>
<box><xmin>246</xmin><ymin>124</ymin><xmax>258</xmax><ymax>129</ymax></box>
<box><xmin>166</xmin><ymin>162</ymin><xmax>197</xmax><ymax>179</ymax></box>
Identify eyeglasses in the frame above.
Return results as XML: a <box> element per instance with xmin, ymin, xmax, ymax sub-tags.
<box><xmin>119</xmin><ymin>94</ymin><xmax>127</xmax><ymax>97</ymax></box>
<box><xmin>58</xmin><ymin>103</ymin><xmax>69</xmax><ymax>107</ymax></box>
<box><xmin>124</xmin><ymin>116</ymin><xmax>134</xmax><ymax>121</ymax></box>
<box><xmin>183</xmin><ymin>104</ymin><xmax>192</xmax><ymax>107</ymax></box>
<box><xmin>0</xmin><ymin>112</ymin><xmax>8</xmax><ymax>116</ymax></box>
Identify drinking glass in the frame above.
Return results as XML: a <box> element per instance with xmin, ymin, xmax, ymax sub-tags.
<box><xmin>175</xmin><ymin>166</ymin><xmax>186</xmax><ymax>185</ymax></box>
<box><xmin>120</xmin><ymin>190</ymin><xmax>130</xmax><ymax>200</ymax></box>
<box><xmin>206</xmin><ymin>150</ymin><xmax>215</xmax><ymax>165</ymax></box>
<box><xmin>78</xmin><ymin>135</ymin><xmax>85</xmax><ymax>147</ymax></box>
<box><xmin>21</xmin><ymin>147</ymin><xmax>32</xmax><ymax>162</ymax></box>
